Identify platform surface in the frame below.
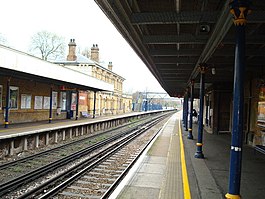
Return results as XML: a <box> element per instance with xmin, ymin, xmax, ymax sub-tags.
<box><xmin>112</xmin><ymin>111</ymin><xmax>265</xmax><ymax>199</ymax></box>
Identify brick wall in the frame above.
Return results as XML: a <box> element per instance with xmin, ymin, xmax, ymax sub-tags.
<box><xmin>0</xmin><ymin>77</ymin><xmax>66</xmax><ymax>124</ymax></box>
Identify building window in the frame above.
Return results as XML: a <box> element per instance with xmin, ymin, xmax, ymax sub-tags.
<box><xmin>21</xmin><ymin>94</ymin><xmax>31</xmax><ymax>109</ymax></box>
<box><xmin>10</xmin><ymin>86</ymin><xmax>19</xmax><ymax>109</ymax></box>
<box><xmin>60</xmin><ymin>92</ymin><xmax>67</xmax><ymax>111</ymax></box>
<box><xmin>0</xmin><ymin>85</ymin><xmax>2</xmax><ymax>109</ymax></box>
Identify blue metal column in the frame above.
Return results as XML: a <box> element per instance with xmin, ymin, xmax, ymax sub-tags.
<box><xmin>183</xmin><ymin>92</ymin><xmax>188</xmax><ymax>130</ymax></box>
<box><xmin>76</xmin><ymin>90</ymin><xmax>79</xmax><ymax>120</ymax></box>
<box><xmin>4</xmin><ymin>78</ymin><xmax>10</xmax><ymax>128</ymax></box>
<box><xmin>226</xmin><ymin>1</ymin><xmax>251</xmax><ymax>199</ymax></box>
<box><xmin>185</xmin><ymin>91</ymin><xmax>189</xmax><ymax>131</ymax></box>
<box><xmin>188</xmin><ymin>80</ymin><xmax>194</xmax><ymax>139</ymax></box>
<box><xmin>49</xmin><ymin>86</ymin><xmax>53</xmax><ymax>123</ymax></box>
<box><xmin>93</xmin><ymin>91</ymin><xmax>96</xmax><ymax>118</ymax></box>
<box><xmin>182</xmin><ymin>96</ymin><xmax>185</xmax><ymax>123</ymax></box>
<box><xmin>195</xmin><ymin>65</ymin><xmax>206</xmax><ymax>159</ymax></box>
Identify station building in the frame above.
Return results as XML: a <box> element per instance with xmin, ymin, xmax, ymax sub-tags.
<box><xmin>0</xmin><ymin>40</ymin><xmax>131</xmax><ymax>127</ymax></box>
<box><xmin>54</xmin><ymin>39</ymin><xmax>132</xmax><ymax>117</ymax></box>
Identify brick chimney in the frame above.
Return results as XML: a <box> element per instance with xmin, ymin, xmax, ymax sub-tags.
<box><xmin>67</xmin><ymin>39</ymin><xmax>77</xmax><ymax>61</ymax></box>
<box><xmin>108</xmin><ymin>62</ymin><xmax>113</xmax><ymax>71</ymax></box>
<box><xmin>91</xmin><ymin>44</ymin><xmax>99</xmax><ymax>62</ymax></box>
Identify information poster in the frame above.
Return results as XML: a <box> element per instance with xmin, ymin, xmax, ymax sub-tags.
<box><xmin>43</xmin><ymin>97</ymin><xmax>50</xmax><ymax>109</ymax></box>
<box><xmin>34</xmin><ymin>96</ymin><xmax>43</xmax><ymax>109</ymax></box>
<box><xmin>21</xmin><ymin>94</ymin><xmax>31</xmax><ymax>109</ymax></box>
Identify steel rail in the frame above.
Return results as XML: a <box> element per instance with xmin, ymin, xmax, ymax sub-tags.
<box><xmin>0</xmin><ymin>112</ymin><xmax>172</xmax><ymax>197</ymax></box>
<box><xmin>0</xmin><ymin>116</ymin><xmax>146</xmax><ymax>170</ymax></box>
<box><xmin>18</xmin><ymin>114</ymin><xmax>170</xmax><ymax>199</ymax></box>
<box><xmin>101</xmin><ymin>121</ymin><xmax>163</xmax><ymax>198</ymax></box>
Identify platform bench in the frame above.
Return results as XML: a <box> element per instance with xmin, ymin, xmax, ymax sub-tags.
<box><xmin>81</xmin><ymin>111</ymin><xmax>90</xmax><ymax>118</ymax></box>
<box><xmin>254</xmin><ymin>145</ymin><xmax>265</xmax><ymax>155</ymax></box>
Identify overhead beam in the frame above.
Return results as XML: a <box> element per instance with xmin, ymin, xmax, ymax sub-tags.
<box><xmin>150</xmin><ymin>49</ymin><xmax>202</xmax><ymax>56</ymax></box>
<box><xmin>158</xmin><ymin>68</ymin><xmax>194</xmax><ymax>71</ymax></box>
<box><xmin>153</xmin><ymin>57</ymin><xmax>198</xmax><ymax>64</ymax></box>
<box><xmin>223</xmin><ymin>36</ymin><xmax>265</xmax><ymax>44</ymax></box>
<box><xmin>131</xmin><ymin>11</ymin><xmax>218</xmax><ymax>24</ymax></box>
<box><xmin>150</xmin><ymin>47</ymin><xmax>265</xmax><ymax>57</ymax></box>
<box><xmin>214</xmin><ymin>48</ymin><xmax>265</xmax><ymax>57</ymax></box>
<box><xmin>156</xmin><ymin>64</ymin><xmax>194</xmax><ymax>68</ymax></box>
<box><xmin>143</xmin><ymin>34</ymin><xmax>208</xmax><ymax>44</ymax></box>
<box><xmin>131</xmin><ymin>11</ymin><xmax>265</xmax><ymax>25</ymax></box>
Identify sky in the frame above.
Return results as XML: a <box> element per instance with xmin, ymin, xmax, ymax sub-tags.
<box><xmin>0</xmin><ymin>0</ymin><xmax>166</xmax><ymax>94</ymax></box>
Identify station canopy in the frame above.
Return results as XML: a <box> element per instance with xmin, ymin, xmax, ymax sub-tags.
<box><xmin>95</xmin><ymin>0</ymin><xmax>265</xmax><ymax>97</ymax></box>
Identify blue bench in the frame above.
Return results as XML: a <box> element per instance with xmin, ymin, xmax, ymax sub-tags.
<box><xmin>81</xmin><ymin>111</ymin><xmax>90</xmax><ymax>118</ymax></box>
<box><xmin>254</xmin><ymin>145</ymin><xmax>265</xmax><ymax>155</ymax></box>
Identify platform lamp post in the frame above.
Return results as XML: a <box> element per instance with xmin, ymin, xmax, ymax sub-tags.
<box><xmin>226</xmin><ymin>1</ymin><xmax>251</xmax><ymax>199</ymax></box>
<box><xmin>195</xmin><ymin>64</ymin><xmax>207</xmax><ymax>159</ymax></box>
<box><xmin>188</xmin><ymin>80</ymin><xmax>195</xmax><ymax>139</ymax></box>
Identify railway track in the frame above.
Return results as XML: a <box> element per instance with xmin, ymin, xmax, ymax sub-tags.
<box><xmin>0</xmin><ymin>112</ymin><xmax>174</xmax><ymax>198</ymax></box>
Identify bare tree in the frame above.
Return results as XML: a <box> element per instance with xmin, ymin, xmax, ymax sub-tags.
<box><xmin>29</xmin><ymin>31</ymin><xmax>65</xmax><ymax>61</ymax></box>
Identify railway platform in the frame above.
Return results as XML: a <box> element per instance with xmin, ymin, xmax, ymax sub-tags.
<box><xmin>111</xmin><ymin>111</ymin><xmax>265</xmax><ymax>199</ymax></box>
<box><xmin>0</xmin><ymin>110</ymin><xmax>173</xmax><ymax>158</ymax></box>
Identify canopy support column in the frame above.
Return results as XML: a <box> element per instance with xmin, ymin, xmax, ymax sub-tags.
<box><xmin>188</xmin><ymin>80</ymin><xmax>195</xmax><ymax>139</ymax></box>
<box><xmin>226</xmin><ymin>1</ymin><xmax>251</xmax><ymax>198</ymax></box>
<box><xmin>195</xmin><ymin>65</ymin><xmax>207</xmax><ymax>159</ymax></box>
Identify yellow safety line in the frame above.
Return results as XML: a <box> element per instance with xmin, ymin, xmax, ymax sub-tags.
<box><xmin>178</xmin><ymin>119</ymin><xmax>191</xmax><ymax>199</ymax></box>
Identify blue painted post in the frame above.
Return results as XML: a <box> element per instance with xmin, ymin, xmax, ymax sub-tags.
<box><xmin>188</xmin><ymin>80</ymin><xmax>194</xmax><ymax>139</ymax></box>
<box><xmin>76</xmin><ymin>90</ymin><xmax>79</xmax><ymax>120</ymax></box>
<box><xmin>226</xmin><ymin>1</ymin><xmax>251</xmax><ymax>199</ymax></box>
<box><xmin>183</xmin><ymin>93</ymin><xmax>187</xmax><ymax>128</ymax></box>
<box><xmin>182</xmin><ymin>96</ymin><xmax>185</xmax><ymax>123</ymax></box>
<box><xmin>185</xmin><ymin>91</ymin><xmax>189</xmax><ymax>131</ymax></box>
<box><xmin>93</xmin><ymin>91</ymin><xmax>96</xmax><ymax>118</ymax></box>
<box><xmin>4</xmin><ymin>78</ymin><xmax>10</xmax><ymax>128</ymax></box>
<box><xmin>49</xmin><ymin>87</ymin><xmax>53</xmax><ymax>123</ymax></box>
<box><xmin>195</xmin><ymin>65</ymin><xmax>206</xmax><ymax>159</ymax></box>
